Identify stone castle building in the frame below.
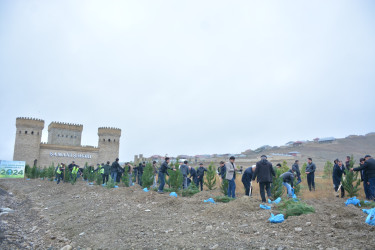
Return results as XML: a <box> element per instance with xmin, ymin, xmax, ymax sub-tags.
<box><xmin>13</xmin><ymin>117</ymin><xmax>121</xmax><ymax>167</ymax></box>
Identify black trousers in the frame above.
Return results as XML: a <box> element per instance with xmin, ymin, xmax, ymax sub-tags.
<box><xmin>259</xmin><ymin>182</ymin><xmax>271</xmax><ymax>202</ymax></box>
<box><xmin>197</xmin><ymin>178</ymin><xmax>204</xmax><ymax>191</ymax></box>
<box><xmin>307</xmin><ymin>173</ymin><xmax>315</xmax><ymax>191</ymax></box>
<box><xmin>334</xmin><ymin>184</ymin><xmax>345</xmax><ymax>198</ymax></box>
<box><xmin>243</xmin><ymin>181</ymin><xmax>251</xmax><ymax>196</ymax></box>
<box><xmin>102</xmin><ymin>174</ymin><xmax>109</xmax><ymax>184</ymax></box>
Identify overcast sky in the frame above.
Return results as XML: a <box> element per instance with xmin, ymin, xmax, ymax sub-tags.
<box><xmin>1</xmin><ymin>0</ymin><xmax>374</xmax><ymax>161</ymax></box>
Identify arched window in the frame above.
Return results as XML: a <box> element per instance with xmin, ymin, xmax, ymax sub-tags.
<box><xmin>114</xmin><ymin>139</ymin><xmax>116</xmax><ymax>142</ymax></box>
<box><xmin>19</xmin><ymin>131</ymin><xmax>21</xmax><ymax>134</ymax></box>
<box><xmin>103</xmin><ymin>139</ymin><xmax>105</xmax><ymax>142</ymax></box>
<box><xmin>25</xmin><ymin>131</ymin><xmax>27</xmax><ymax>134</ymax></box>
<box><xmin>58</xmin><ymin>134</ymin><xmax>60</xmax><ymax>137</ymax></box>
<box><xmin>31</xmin><ymin>131</ymin><xmax>34</xmax><ymax>135</ymax></box>
<box><xmin>71</xmin><ymin>135</ymin><xmax>73</xmax><ymax>138</ymax></box>
<box><xmin>66</xmin><ymin>135</ymin><xmax>68</xmax><ymax>138</ymax></box>
<box><xmin>37</xmin><ymin>132</ymin><xmax>39</xmax><ymax>135</ymax></box>
<box><xmin>108</xmin><ymin>139</ymin><xmax>111</xmax><ymax>142</ymax></box>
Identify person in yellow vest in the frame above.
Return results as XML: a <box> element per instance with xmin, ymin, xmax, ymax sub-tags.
<box><xmin>56</xmin><ymin>163</ymin><xmax>63</xmax><ymax>184</ymax></box>
<box><xmin>72</xmin><ymin>165</ymin><xmax>80</xmax><ymax>179</ymax></box>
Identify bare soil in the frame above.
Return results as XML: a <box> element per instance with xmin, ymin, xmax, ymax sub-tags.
<box><xmin>1</xmin><ymin>179</ymin><xmax>374</xmax><ymax>249</ymax></box>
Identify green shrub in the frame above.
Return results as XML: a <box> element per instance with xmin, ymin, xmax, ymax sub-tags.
<box><xmin>323</xmin><ymin>161</ymin><xmax>334</xmax><ymax>179</ymax></box>
<box><xmin>25</xmin><ymin>164</ymin><xmax>31</xmax><ymax>178</ymax></box>
<box><xmin>106</xmin><ymin>176</ymin><xmax>115</xmax><ymax>188</ymax></box>
<box><xmin>46</xmin><ymin>164</ymin><xmax>55</xmax><ymax>180</ymax></box>
<box><xmin>220</xmin><ymin>179</ymin><xmax>228</xmax><ymax>196</ymax></box>
<box><xmin>122</xmin><ymin>166</ymin><xmax>130</xmax><ymax>187</ymax></box>
<box><xmin>142</xmin><ymin>163</ymin><xmax>154</xmax><ymax>188</ymax></box>
<box><xmin>277</xmin><ymin>199</ymin><xmax>315</xmax><ymax>218</ymax></box>
<box><xmin>279</xmin><ymin>160</ymin><xmax>290</xmax><ymax>173</ymax></box>
<box><xmin>31</xmin><ymin>165</ymin><xmax>38</xmax><ymax>179</ymax></box>
<box><xmin>83</xmin><ymin>166</ymin><xmax>89</xmax><ymax>181</ymax></box>
<box><xmin>342</xmin><ymin>155</ymin><xmax>361</xmax><ymax>197</ymax></box>
<box><xmin>271</xmin><ymin>176</ymin><xmax>284</xmax><ymax>199</ymax></box>
<box><xmin>214</xmin><ymin>196</ymin><xmax>235</xmax><ymax>203</ymax></box>
<box><xmin>167</xmin><ymin>168</ymin><xmax>183</xmax><ymax>192</ymax></box>
<box><xmin>204</xmin><ymin>163</ymin><xmax>217</xmax><ymax>190</ymax></box>
<box><xmin>95</xmin><ymin>172</ymin><xmax>102</xmax><ymax>185</ymax></box>
<box><xmin>360</xmin><ymin>201</ymin><xmax>375</xmax><ymax>208</ymax></box>
<box><xmin>292</xmin><ymin>178</ymin><xmax>300</xmax><ymax>195</ymax></box>
<box><xmin>64</xmin><ymin>168</ymin><xmax>71</xmax><ymax>183</ymax></box>
<box><xmin>301</xmin><ymin>163</ymin><xmax>307</xmax><ymax>179</ymax></box>
<box><xmin>182</xmin><ymin>182</ymin><xmax>200</xmax><ymax>197</ymax></box>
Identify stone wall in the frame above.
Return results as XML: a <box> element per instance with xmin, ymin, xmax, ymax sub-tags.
<box><xmin>47</xmin><ymin>122</ymin><xmax>83</xmax><ymax>146</ymax></box>
<box><xmin>39</xmin><ymin>144</ymin><xmax>99</xmax><ymax>167</ymax></box>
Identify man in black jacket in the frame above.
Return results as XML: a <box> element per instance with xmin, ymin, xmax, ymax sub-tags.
<box><xmin>333</xmin><ymin>160</ymin><xmax>345</xmax><ymax>198</ymax></box>
<box><xmin>158</xmin><ymin>157</ymin><xmax>174</xmax><ymax>193</ymax></box>
<box><xmin>219</xmin><ymin>161</ymin><xmax>226</xmax><ymax>179</ymax></box>
<box><xmin>242</xmin><ymin>165</ymin><xmax>255</xmax><ymax>196</ymax></box>
<box><xmin>358</xmin><ymin>158</ymin><xmax>371</xmax><ymax>200</ymax></box>
<box><xmin>111</xmin><ymin>158</ymin><xmax>120</xmax><ymax>183</ymax></box>
<box><xmin>305</xmin><ymin>158</ymin><xmax>316</xmax><ymax>191</ymax></box>
<box><xmin>189</xmin><ymin>166</ymin><xmax>198</xmax><ymax>187</ymax></box>
<box><xmin>292</xmin><ymin>160</ymin><xmax>301</xmax><ymax>185</ymax></box>
<box><xmin>351</xmin><ymin>155</ymin><xmax>375</xmax><ymax>200</ymax></box>
<box><xmin>137</xmin><ymin>162</ymin><xmax>145</xmax><ymax>186</ymax></box>
<box><xmin>280</xmin><ymin>170</ymin><xmax>295</xmax><ymax>197</ymax></box>
<box><xmin>196</xmin><ymin>163</ymin><xmax>207</xmax><ymax>191</ymax></box>
<box><xmin>252</xmin><ymin>155</ymin><xmax>276</xmax><ymax>202</ymax></box>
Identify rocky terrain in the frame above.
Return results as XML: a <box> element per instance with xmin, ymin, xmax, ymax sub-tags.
<box><xmin>1</xmin><ymin>179</ymin><xmax>374</xmax><ymax>249</ymax></box>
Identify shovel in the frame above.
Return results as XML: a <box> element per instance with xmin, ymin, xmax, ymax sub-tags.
<box><xmin>334</xmin><ymin>183</ymin><xmax>342</xmax><ymax>197</ymax></box>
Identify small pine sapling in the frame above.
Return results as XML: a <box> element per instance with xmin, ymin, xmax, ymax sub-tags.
<box><xmin>168</xmin><ymin>168</ymin><xmax>183</xmax><ymax>192</ymax></box>
<box><xmin>271</xmin><ymin>176</ymin><xmax>284</xmax><ymax>200</ymax></box>
<box><xmin>204</xmin><ymin>163</ymin><xmax>217</xmax><ymax>190</ymax></box>
<box><xmin>106</xmin><ymin>176</ymin><xmax>115</xmax><ymax>188</ymax></box>
<box><xmin>47</xmin><ymin>164</ymin><xmax>55</xmax><ymax>181</ymax></box>
<box><xmin>220</xmin><ymin>179</ymin><xmax>229</xmax><ymax>196</ymax></box>
<box><xmin>301</xmin><ymin>163</ymin><xmax>307</xmax><ymax>179</ymax></box>
<box><xmin>122</xmin><ymin>166</ymin><xmax>130</xmax><ymax>187</ymax></box>
<box><xmin>141</xmin><ymin>163</ymin><xmax>154</xmax><ymax>188</ymax></box>
<box><xmin>342</xmin><ymin>155</ymin><xmax>361</xmax><ymax>197</ymax></box>
<box><xmin>95</xmin><ymin>172</ymin><xmax>102</xmax><ymax>185</ymax></box>
<box><xmin>323</xmin><ymin>161</ymin><xmax>334</xmax><ymax>179</ymax></box>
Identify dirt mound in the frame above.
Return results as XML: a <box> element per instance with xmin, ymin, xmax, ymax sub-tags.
<box><xmin>1</xmin><ymin>179</ymin><xmax>375</xmax><ymax>249</ymax></box>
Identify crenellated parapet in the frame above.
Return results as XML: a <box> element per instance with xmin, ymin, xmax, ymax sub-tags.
<box><xmin>48</xmin><ymin>121</ymin><xmax>83</xmax><ymax>132</ymax></box>
<box><xmin>16</xmin><ymin>117</ymin><xmax>44</xmax><ymax>129</ymax></box>
<box><xmin>98</xmin><ymin>127</ymin><xmax>121</xmax><ymax>136</ymax></box>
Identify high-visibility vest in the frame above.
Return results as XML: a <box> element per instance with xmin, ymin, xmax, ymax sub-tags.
<box><xmin>99</xmin><ymin>165</ymin><xmax>104</xmax><ymax>174</ymax></box>
<box><xmin>56</xmin><ymin>166</ymin><xmax>62</xmax><ymax>174</ymax></box>
<box><xmin>72</xmin><ymin>166</ymin><xmax>79</xmax><ymax>174</ymax></box>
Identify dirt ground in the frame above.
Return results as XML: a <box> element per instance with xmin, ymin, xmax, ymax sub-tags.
<box><xmin>1</xmin><ymin>178</ymin><xmax>374</xmax><ymax>250</ymax></box>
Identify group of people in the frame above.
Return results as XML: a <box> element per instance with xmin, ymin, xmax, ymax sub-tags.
<box><xmin>53</xmin><ymin>153</ymin><xmax>375</xmax><ymax>203</ymax></box>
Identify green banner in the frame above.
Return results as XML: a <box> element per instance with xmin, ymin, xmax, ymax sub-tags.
<box><xmin>0</xmin><ymin>160</ymin><xmax>25</xmax><ymax>179</ymax></box>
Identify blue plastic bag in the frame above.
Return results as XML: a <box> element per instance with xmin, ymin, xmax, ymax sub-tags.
<box><xmin>204</xmin><ymin>198</ymin><xmax>216</xmax><ymax>204</ymax></box>
<box><xmin>363</xmin><ymin>208</ymin><xmax>375</xmax><ymax>215</ymax></box>
<box><xmin>365</xmin><ymin>209</ymin><xmax>375</xmax><ymax>226</ymax></box>
<box><xmin>143</xmin><ymin>188</ymin><xmax>149</xmax><ymax>192</ymax></box>
<box><xmin>170</xmin><ymin>192</ymin><xmax>178</xmax><ymax>197</ymax></box>
<box><xmin>102</xmin><ymin>183</ymin><xmax>106</xmax><ymax>187</ymax></box>
<box><xmin>269</xmin><ymin>213</ymin><xmax>284</xmax><ymax>223</ymax></box>
<box><xmin>260</xmin><ymin>204</ymin><xmax>271</xmax><ymax>210</ymax></box>
<box><xmin>345</xmin><ymin>196</ymin><xmax>361</xmax><ymax>207</ymax></box>
<box><xmin>268</xmin><ymin>197</ymin><xmax>281</xmax><ymax>204</ymax></box>
<box><xmin>364</xmin><ymin>200</ymin><xmax>371</xmax><ymax>204</ymax></box>
<box><xmin>114</xmin><ymin>185</ymin><xmax>119</xmax><ymax>188</ymax></box>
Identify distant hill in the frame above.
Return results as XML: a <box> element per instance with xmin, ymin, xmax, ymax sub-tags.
<box><xmin>242</xmin><ymin>133</ymin><xmax>375</xmax><ymax>170</ymax></box>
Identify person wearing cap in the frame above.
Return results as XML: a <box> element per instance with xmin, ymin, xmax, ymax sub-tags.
<box><xmin>305</xmin><ymin>158</ymin><xmax>316</xmax><ymax>191</ymax></box>
<box><xmin>252</xmin><ymin>155</ymin><xmax>275</xmax><ymax>202</ymax></box>
<box><xmin>332</xmin><ymin>160</ymin><xmax>345</xmax><ymax>198</ymax></box>
<box><xmin>180</xmin><ymin>161</ymin><xmax>190</xmax><ymax>189</ymax></box>
<box><xmin>351</xmin><ymin>155</ymin><xmax>375</xmax><ymax>200</ymax></box>
<box><xmin>197</xmin><ymin>163</ymin><xmax>207</xmax><ymax>191</ymax></box>
<box><xmin>225</xmin><ymin>156</ymin><xmax>237</xmax><ymax>198</ymax></box>
<box><xmin>242</xmin><ymin>165</ymin><xmax>256</xmax><ymax>196</ymax></box>
<box><xmin>292</xmin><ymin>160</ymin><xmax>301</xmax><ymax>185</ymax></box>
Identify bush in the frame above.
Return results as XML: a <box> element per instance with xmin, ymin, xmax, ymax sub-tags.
<box><xmin>360</xmin><ymin>201</ymin><xmax>375</xmax><ymax>208</ymax></box>
<box><xmin>280</xmin><ymin>160</ymin><xmax>290</xmax><ymax>173</ymax></box>
<box><xmin>342</xmin><ymin>155</ymin><xmax>361</xmax><ymax>197</ymax></box>
<box><xmin>214</xmin><ymin>196</ymin><xmax>235</xmax><ymax>203</ymax></box>
<box><xmin>31</xmin><ymin>165</ymin><xmax>39</xmax><ymax>179</ymax></box>
<box><xmin>220</xmin><ymin>179</ymin><xmax>228</xmax><ymax>196</ymax></box>
<box><xmin>64</xmin><ymin>168</ymin><xmax>71</xmax><ymax>183</ymax></box>
<box><xmin>142</xmin><ymin>163</ymin><xmax>154</xmax><ymax>188</ymax></box>
<box><xmin>271</xmin><ymin>176</ymin><xmax>284</xmax><ymax>200</ymax></box>
<box><xmin>301</xmin><ymin>163</ymin><xmax>307</xmax><ymax>179</ymax></box>
<box><xmin>167</xmin><ymin>168</ymin><xmax>183</xmax><ymax>192</ymax></box>
<box><xmin>95</xmin><ymin>172</ymin><xmax>102</xmax><ymax>185</ymax></box>
<box><xmin>182</xmin><ymin>182</ymin><xmax>200</xmax><ymax>197</ymax></box>
<box><xmin>83</xmin><ymin>166</ymin><xmax>89</xmax><ymax>181</ymax></box>
<box><xmin>46</xmin><ymin>164</ymin><xmax>55</xmax><ymax>180</ymax></box>
<box><xmin>323</xmin><ymin>161</ymin><xmax>334</xmax><ymax>179</ymax></box>
<box><xmin>106</xmin><ymin>176</ymin><xmax>116</xmax><ymax>188</ymax></box>
<box><xmin>25</xmin><ymin>164</ymin><xmax>31</xmax><ymax>178</ymax></box>
<box><xmin>292</xmin><ymin>178</ymin><xmax>301</xmax><ymax>195</ymax></box>
<box><xmin>277</xmin><ymin>199</ymin><xmax>315</xmax><ymax>218</ymax></box>
<box><xmin>204</xmin><ymin>163</ymin><xmax>217</xmax><ymax>190</ymax></box>
<box><xmin>122</xmin><ymin>166</ymin><xmax>130</xmax><ymax>187</ymax></box>
<box><xmin>88</xmin><ymin>168</ymin><xmax>95</xmax><ymax>182</ymax></box>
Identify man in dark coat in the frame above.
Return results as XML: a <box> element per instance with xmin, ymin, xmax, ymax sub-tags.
<box><xmin>332</xmin><ymin>160</ymin><xmax>345</xmax><ymax>198</ymax></box>
<box><xmin>305</xmin><ymin>158</ymin><xmax>316</xmax><ymax>191</ymax></box>
<box><xmin>292</xmin><ymin>160</ymin><xmax>301</xmax><ymax>185</ymax></box>
<box><xmin>252</xmin><ymin>155</ymin><xmax>276</xmax><ymax>202</ymax></box>
<box><xmin>196</xmin><ymin>163</ymin><xmax>207</xmax><ymax>191</ymax></box>
<box><xmin>280</xmin><ymin>170</ymin><xmax>295</xmax><ymax>197</ymax></box>
<box><xmin>242</xmin><ymin>165</ymin><xmax>255</xmax><ymax>196</ymax></box>
<box><xmin>180</xmin><ymin>161</ymin><xmax>190</xmax><ymax>189</ymax></box>
<box><xmin>189</xmin><ymin>166</ymin><xmax>198</xmax><ymax>187</ymax></box>
<box><xmin>345</xmin><ymin>156</ymin><xmax>351</xmax><ymax>170</ymax></box>
<box><xmin>158</xmin><ymin>157</ymin><xmax>174</xmax><ymax>193</ymax></box>
<box><xmin>137</xmin><ymin>162</ymin><xmax>145</xmax><ymax>186</ymax></box>
<box><xmin>219</xmin><ymin>161</ymin><xmax>226</xmax><ymax>179</ymax></box>
<box><xmin>358</xmin><ymin>158</ymin><xmax>371</xmax><ymax>200</ymax></box>
<box><xmin>351</xmin><ymin>155</ymin><xmax>375</xmax><ymax>200</ymax></box>
<box><xmin>111</xmin><ymin>158</ymin><xmax>120</xmax><ymax>182</ymax></box>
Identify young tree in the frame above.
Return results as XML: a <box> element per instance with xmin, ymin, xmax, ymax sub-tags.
<box><xmin>280</xmin><ymin>160</ymin><xmax>290</xmax><ymax>173</ymax></box>
<box><xmin>95</xmin><ymin>171</ymin><xmax>102</xmax><ymax>185</ymax></box>
<box><xmin>122</xmin><ymin>166</ymin><xmax>130</xmax><ymax>187</ymax></box>
<box><xmin>323</xmin><ymin>161</ymin><xmax>333</xmax><ymax>179</ymax></box>
<box><xmin>220</xmin><ymin>179</ymin><xmax>229</xmax><ymax>196</ymax></box>
<box><xmin>204</xmin><ymin>163</ymin><xmax>217</xmax><ymax>190</ymax></box>
<box><xmin>83</xmin><ymin>165</ymin><xmax>89</xmax><ymax>181</ymax></box>
<box><xmin>106</xmin><ymin>176</ymin><xmax>115</xmax><ymax>188</ymax></box>
<box><xmin>25</xmin><ymin>164</ymin><xmax>31</xmax><ymax>178</ymax></box>
<box><xmin>46</xmin><ymin>164</ymin><xmax>55</xmax><ymax>181</ymax></box>
<box><xmin>342</xmin><ymin>155</ymin><xmax>361</xmax><ymax>197</ymax></box>
<box><xmin>167</xmin><ymin>168</ymin><xmax>183</xmax><ymax>192</ymax></box>
<box><xmin>64</xmin><ymin>167</ymin><xmax>71</xmax><ymax>183</ymax></box>
<box><xmin>301</xmin><ymin>163</ymin><xmax>307</xmax><ymax>179</ymax></box>
<box><xmin>142</xmin><ymin>163</ymin><xmax>154</xmax><ymax>188</ymax></box>
<box><xmin>271</xmin><ymin>176</ymin><xmax>284</xmax><ymax>200</ymax></box>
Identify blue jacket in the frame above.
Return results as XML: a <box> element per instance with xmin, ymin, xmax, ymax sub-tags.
<box><xmin>241</xmin><ymin>167</ymin><xmax>253</xmax><ymax>185</ymax></box>
<box><xmin>219</xmin><ymin>165</ymin><xmax>226</xmax><ymax>179</ymax></box>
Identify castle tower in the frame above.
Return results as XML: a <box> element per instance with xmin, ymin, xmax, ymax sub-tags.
<box><xmin>47</xmin><ymin>122</ymin><xmax>83</xmax><ymax>146</ymax></box>
<box><xmin>98</xmin><ymin>127</ymin><xmax>121</xmax><ymax>163</ymax></box>
<box><xmin>13</xmin><ymin>117</ymin><xmax>45</xmax><ymax>166</ymax></box>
